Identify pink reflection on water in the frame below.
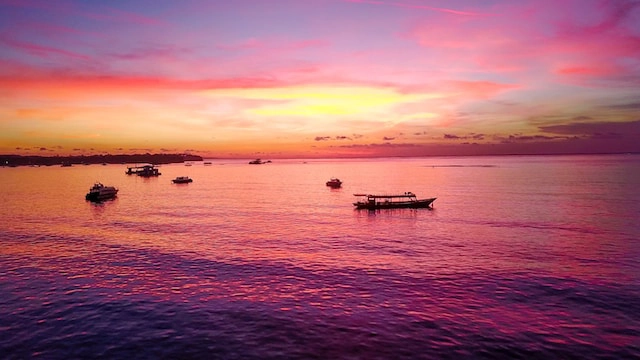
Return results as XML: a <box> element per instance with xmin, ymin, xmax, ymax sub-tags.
<box><xmin>1</xmin><ymin>155</ymin><xmax>639</xmax><ymax>355</ymax></box>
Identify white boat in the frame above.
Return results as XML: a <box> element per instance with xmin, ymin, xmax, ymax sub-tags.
<box><xmin>172</xmin><ymin>176</ymin><xmax>193</xmax><ymax>184</ymax></box>
<box><xmin>85</xmin><ymin>182</ymin><xmax>118</xmax><ymax>202</ymax></box>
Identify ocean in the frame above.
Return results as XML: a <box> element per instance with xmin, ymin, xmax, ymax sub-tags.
<box><xmin>1</xmin><ymin>154</ymin><xmax>639</xmax><ymax>359</ymax></box>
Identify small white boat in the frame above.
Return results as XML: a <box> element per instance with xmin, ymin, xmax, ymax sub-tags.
<box><xmin>326</xmin><ymin>178</ymin><xmax>342</xmax><ymax>188</ymax></box>
<box><xmin>172</xmin><ymin>176</ymin><xmax>193</xmax><ymax>184</ymax></box>
<box><xmin>85</xmin><ymin>182</ymin><xmax>118</xmax><ymax>202</ymax></box>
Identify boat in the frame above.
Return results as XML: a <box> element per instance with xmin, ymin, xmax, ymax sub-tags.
<box><xmin>353</xmin><ymin>192</ymin><xmax>436</xmax><ymax>210</ymax></box>
<box><xmin>85</xmin><ymin>182</ymin><xmax>118</xmax><ymax>202</ymax></box>
<box><xmin>126</xmin><ymin>164</ymin><xmax>149</xmax><ymax>175</ymax></box>
<box><xmin>249</xmin><ymin>159</ymin><xmax>271</xmax><ymax>164</ymax></box>
<box><xmin>137</xmin><ymin>165</ymin><xmax>161</xmax><ymax>177</ymax></box>
<box><xmin>172</xmin><ymin>176</ymin><xmax>193</xmax><ymax>184</ymax></box>
<box><xmin>126</xmin><ymin>164</ymin><xmax>161</xmax><ymax>177</ymax></box>
<box><xmin>203</xmin><ymin>162</ymin><xmax>212</xmax><ymax>166</ymax></box>
<box><xmin>326</xmin><ymin>178</ymin><xmax>342</xmax><ymax>188</ymax></box>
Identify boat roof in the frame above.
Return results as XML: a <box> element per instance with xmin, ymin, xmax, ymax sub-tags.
<box><xmin>353</xmin><ymin>192</ymin><xmax>417</xmax><ymax>198</ymax></box>
<box><xmin>127</xmin><ymin>164</ymin><xmax>156</xmax><ymax>168</ymax></box>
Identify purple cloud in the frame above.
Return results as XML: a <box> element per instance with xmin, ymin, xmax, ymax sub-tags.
<box><xmin>539</xmin><ymin>120</ymin><xmax>640</xmax><ymax>137</ymax></box>
<box><xmin>344</xmin><ymin>0</ymin><xmax>492</xmax><ymax>16</ymax></box>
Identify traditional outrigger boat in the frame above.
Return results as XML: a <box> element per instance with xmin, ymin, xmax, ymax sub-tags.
<box><xmin>353</xmin><ymin>192</ymin><xmax>436</xmax><ymax>210</ymax></box>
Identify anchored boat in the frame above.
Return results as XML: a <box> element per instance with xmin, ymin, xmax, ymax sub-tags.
<box><xmin>353</xmin><ymin>192</ymin><xmax>435</xmax><ymax>210</ymax></box>
<box><xmin>172</xmin><ymin>176</ymin><xmax>193</xmax><ymax>184</ymax></box>
<box><xmin>249</xmin><ymin>158</ymin><xmax>271</xmax><ymax>164</ymax></box>
<box><xmin>326</xmin><ymin>178</ymin><xmax>342</xmax><ymax>188</ymax></box>
<box><xmin>126</xmin><ymin>164</ymin><xmax>161</xmax><ymax>177</ymax></box>
<box><xmin>85</xmin><ymin>182</ymin><xmax>118</xmax><ymax>202</ymax></box>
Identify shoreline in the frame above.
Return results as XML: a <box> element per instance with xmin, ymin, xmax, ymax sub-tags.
<box><xmin>1</xmin><ymin>153</ymin><xmax>203</xmax><ymax>167</ymax></box>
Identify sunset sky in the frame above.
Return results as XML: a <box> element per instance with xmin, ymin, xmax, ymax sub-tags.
<box><xmin>1</xmin><ymin>0</ymin><xmax>639</xmax><ymax>158</ymax></box>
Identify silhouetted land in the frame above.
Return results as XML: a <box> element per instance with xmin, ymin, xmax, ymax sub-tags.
<box><xmin>1</xmin><ymin>153</ymin><xmax>203</xmax><ymax>167</ymax></box>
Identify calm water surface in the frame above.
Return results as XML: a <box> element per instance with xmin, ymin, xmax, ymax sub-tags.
<box><xmin>1</xmin><ymin>154</ymin><xmax>639</xmax><ymax>359</ymax></box>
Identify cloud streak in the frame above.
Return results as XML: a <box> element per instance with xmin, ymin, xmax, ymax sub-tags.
<box><xmin>539</xmin><ymin>120</ymin><xmax>640</xmax><ymax>137</ymax></box>
<box><xmin>344</xmin><ymin>0</ymin><xmax>492</xmax><ymax>16</ymax></box>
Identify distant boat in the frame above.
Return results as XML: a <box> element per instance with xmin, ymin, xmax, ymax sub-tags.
<box><xmin>249</xmin><ymin>158</ymin><xmax>264</xmax><ymax>164</ymax></box>
<box><xmin>185</xmin><ymin>162</ymin><xmax>192</xmax><ymax>166</ymax></box>
<box><xmin>353</xmin><ymin>192</ymin><xmax>436</xmax><ymax>210</ymax></box>
<box><xmin>172</xmin><ymin>176</ymin><xmax>193</xmax><ymax>184</ymax></box>
<box><xmin>204</xmin><ymin>162</ymin><xmax>212</xmax><ymax>166</ymax></box>
<box><xmin>326</xmin><ymin>178</ymin><xmax>342</xmax><ymax>188</ymax></box>
<box><xmin>85</xmin><ymin>182</ymin><xmax>118</xmax><ymax>202</ymax></box>
<box><xmin>126</xmin><ymin>164</ymin><xmax>148</xmax><ymax>175</ymax></box>
<box><xmin>61</xmin><ymin>162</ymin><xmax>72</xmax><ymax>167</ymax></box>
<box><xmin>126</xmin><ymin>164</ymin><xmax>161</xmax><ymax>177</ymax></box>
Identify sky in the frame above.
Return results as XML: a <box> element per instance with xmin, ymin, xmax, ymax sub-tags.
<box><xmin>1</xmin><ymin>0</ymin><xmax>639</xmax><ymax>158</ymax></box>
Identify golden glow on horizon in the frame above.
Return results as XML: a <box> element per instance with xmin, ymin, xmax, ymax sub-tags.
<box><xmin>204</xmin><ymin>86</ymin><xmax>444</xmax><ymax>118</ymax></box>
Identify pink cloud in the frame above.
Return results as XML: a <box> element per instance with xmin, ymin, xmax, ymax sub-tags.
<box><xmin>554</xmin><ymin>64</ymin><xmax>620</xmax><ymax>77</ymax></box>
<box><xmin>403</xmin><ymin>0</ymin><xmax>640</xmax><ymax>86</ymax></box>
<box><xmin>0</xmin><ymin>63</ymin><xmax>300</xmax><ymax>97</ymax></box>
<box><xmin>445</xmin><ymin>80</ymin><xmax>519</xmax><ymax>98</ymax></box>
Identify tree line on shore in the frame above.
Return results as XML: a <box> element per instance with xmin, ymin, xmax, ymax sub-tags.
<box><xmin>1</xmin><ymin>153</ymin><xmax>203</xmax><ymax>167</ymax></box>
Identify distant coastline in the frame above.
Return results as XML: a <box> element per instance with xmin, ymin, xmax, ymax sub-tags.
<box><xmin>1</xmin><ymin>153</ymin><xmax>203</xmax><ymax>167</ymax></box>
<box><xmin>1</xmin><ymin>152</ymin><xmax>637</xmax><ymax>167</ymax></box>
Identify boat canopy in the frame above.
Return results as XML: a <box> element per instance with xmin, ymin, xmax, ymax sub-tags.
<box><xmin>353</xmin><ymin>192</ymin><xmax>416</xmax><ymax>198</ymax></box>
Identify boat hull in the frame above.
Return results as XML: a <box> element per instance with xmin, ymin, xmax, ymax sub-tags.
<box><xmin>354</xmin><ymin>198</ymin><xmax>436</xmax><ymax>210</ymax></box>
<box><xmin>85</xmin><ymin>190</ymin><xmax>118</xmax><ymax>202</ymax></box>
